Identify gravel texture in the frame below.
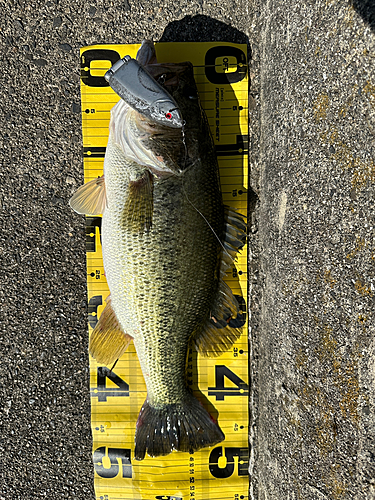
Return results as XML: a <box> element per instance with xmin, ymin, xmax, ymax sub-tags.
<box><xmin>0</xmin><ymin>2</ymin><xmax>248</xmax><ymax>498</ymax></box>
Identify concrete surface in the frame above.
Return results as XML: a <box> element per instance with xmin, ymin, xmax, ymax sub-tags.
<box><xmin>248</xmin><ymin>1</ymin><xmax>375</xmax><ymax>498</ymax></box>
<box><xmin>1</xmin><ymin>0</ymin><xmax>375</xmax><ymax>499</ymax></box>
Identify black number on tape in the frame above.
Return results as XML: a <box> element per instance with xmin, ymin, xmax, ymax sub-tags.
<box><xmin>86</xmin><ymin>216</ymin><xmax>102</xmax><ymax>253</ymax></box>
<box><xmin>93</xmin><ymin>446</ymin><xmax>131</xmax><ymax>478</ymax></box>
<box><xmin>215</xmin><ymin>134</ymin><xmax>248</xmax><ymax>157</ymax></box>
<box><xmin>228</xmin><ymin>295</ymin><xmax>247</xmax><ymax>329</ymax></box>
<box><xmin>81</xmin><ymin>48</ymin><xmax>121</xmax><ymax>87</ymax></box>
<box><xmin>208</xmin><ymin>365</ymin><xmax>248</xmax><ymax>401</ymax></box>
<box><xmin>209</xmin><ymin>446</ymin><xmax>249</xmax><ymax>478</ymax></box>
<box><xmin>88</xmin><ymin>295</ymin><xmax>102</xmax><ymax>328</ymax></box>
<box><xmin>91</xmin><ymin>367</ymin><xmax>129</xmax><ymax>401</ymax></box>
<box><xmin>205</xmin><ymin>46</ymin><xmax>247</xmax><ymax>84</ymax></box>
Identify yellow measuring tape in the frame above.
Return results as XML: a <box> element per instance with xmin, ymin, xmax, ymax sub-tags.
<box><xmin>80</xmin><ymin>42</ymin><xmax>248</xmax><ymax>500</ymax></box>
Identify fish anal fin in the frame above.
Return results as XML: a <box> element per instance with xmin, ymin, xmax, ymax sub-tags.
<box><xmin>89</xmin><ymin>295</ymin><xmax>133</xmax><ymax>365</ymax></box>
<box><xmin>194</xmin><ymin>281</ymin><xmax>244</xmax><ymax>357</ymax></box>
<box><xmin>69</xmin><ymin>175</ymin><xmax>106</xmax><ymax>215</ymax></box>
<box><xmin>122</xmin><ymin>170</ymin><xmax>153</xmax><ymax>233</ymax></box>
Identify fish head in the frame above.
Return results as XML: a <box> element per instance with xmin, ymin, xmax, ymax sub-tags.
<box><xmin>105</xmin><ymin>43</ymin><xmax>184</xmax><ymax>130</ymax></box>
<box><xmin>145</xmin><ymin>60</ymin><xmax>203</xmax><ymax>132</ymax></box>
<box><xmin>110</xmin><ymin>46</ymin><xmax>205</xmax><ymax>178</ymax></box>
<box><xmin>127</xmin><ymin>106</ymin><xmax>185</xmax><ymax>177</ymax></box>
<box><xmin>132</xmin><ymin>61</ymin><xmax>204</xmax><ymax>176</ymax></box>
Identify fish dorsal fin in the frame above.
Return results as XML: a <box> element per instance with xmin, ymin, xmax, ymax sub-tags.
<box><xmin>136</xmin><ymin>39</ymin><xmax>157</xmax><ymax>65</ymax></box>
<box><xmin>89</xmin><ymin>295</ymin><xmax>133</xmax><ymax>365</ymax></box>
<box><xmin>220</xmin><ymin>206</ymin><xmax>247</xmax><ymax>276</ymax></box>
<box><xmin>122</xmin><ymin>170</ymin><xmax>153</xmax><ymax>233</ymax></box>
<box><xmin>69</xmin><ymin>175</ymin><xmax>106</xmax><ymax>215</ymax></box>
<box><xmin>194</xmin><ymin>207</ymin><xmax>247</xmax><ymax>357</ymax></box>
<box><xmin>194</xmin><ymin>280</ymin><xmax>244</xmax><ymax>357</ymax></box>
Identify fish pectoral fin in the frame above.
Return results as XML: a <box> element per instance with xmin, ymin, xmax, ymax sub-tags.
<box><xmin>194</xmin><ymin>280</ymin><xmax>244</xmax><ymax>357</ymax></box>
<box><xmin>89</xmin><ymin>295</ymin><xmax>133</xmax><ymax>365</ymax></box>
<box><xmin>122</xmin><ymin>170</ymin><xmax>153</xmax><ymax>233</ymax></box>
<box><xmin>69</xmin><ymin>175</ymin><xmax>107</xmax><ymax>215</ymax></box>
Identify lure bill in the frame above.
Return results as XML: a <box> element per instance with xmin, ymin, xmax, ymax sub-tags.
<box><xmin>104</xmin><ymin>48</ymin><xmax>184</xmax><ymax>129</ymax></box>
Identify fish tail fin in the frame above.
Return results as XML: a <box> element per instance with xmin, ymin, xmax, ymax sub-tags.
<box><xmin>134</xmin><ymin>394</ymin><xmax>224</xmax><ymax>460</ymax></box>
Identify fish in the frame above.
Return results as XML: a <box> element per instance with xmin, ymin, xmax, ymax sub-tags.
<box><xmin>70</xmin><ymin>40</ymin><xmax>246</xmax><ymax>461</ymax></box>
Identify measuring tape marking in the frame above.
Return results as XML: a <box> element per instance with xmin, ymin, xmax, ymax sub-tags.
<box><xmin>81</xmin><ymin>42</ymin><xmax>249</xmax><ymax>500</ymax></box>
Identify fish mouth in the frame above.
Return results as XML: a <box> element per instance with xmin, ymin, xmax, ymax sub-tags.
<box><xmin>136</xmin><ymin>113</ymin><xmax>182</xmax><ymax>137</ymax></box>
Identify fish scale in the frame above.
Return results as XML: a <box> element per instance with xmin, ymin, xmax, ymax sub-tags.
<box><xmin>103</xmin><ymin>134</ymin><xmax>223</xmax><ymax>406</ymax></box>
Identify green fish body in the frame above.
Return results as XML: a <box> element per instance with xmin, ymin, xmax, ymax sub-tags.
<box><xmin>70</xmin><ymin>42</ymin><xmax>246</xmax><ymax>460</ymax></box>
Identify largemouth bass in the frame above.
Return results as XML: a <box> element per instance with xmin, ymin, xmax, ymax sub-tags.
<box><xmin>70</xmin><ymin>41</ymin><xmax>246</xmax><ymax>460</ymax></box>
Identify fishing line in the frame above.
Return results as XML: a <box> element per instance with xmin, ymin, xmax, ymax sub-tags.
<box><xmin>179</xmin><ymin>123</ymin><xmax>233</xmax><ymax>260</ymax></box>
<box><xmin>181</xmin><ymin>179</ymin><xmax>232</xmax><ymax>261</ymax></box>
<box><xmin>180</xmin><ymin>121</ymin><xmax>187</xmax><ymax>171</ymax></box>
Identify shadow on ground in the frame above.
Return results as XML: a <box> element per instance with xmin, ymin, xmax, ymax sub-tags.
<box><xmin>353</xmin><ymin>0</ymin><xmax>375</xmax><ymax>31</ymax></box>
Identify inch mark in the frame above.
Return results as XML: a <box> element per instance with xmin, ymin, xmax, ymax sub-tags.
<box><xmin>91</xmin><ymin>367</ymin><xmax>130</xmax><ymax>402</ymax></box>
<box><xmin>208</xmin><ymin>365</ymin><xmax>248</xmax><ymax>401</ymax></box>
<box><xmin>215</xmin><ymin>135</ymin><xmax>249</xmax><ymax>156</ymax></box>
<box><xmin>86</xmin><ymin>217</ymin><xmax>102</xmax><ymax>253</ymax></box>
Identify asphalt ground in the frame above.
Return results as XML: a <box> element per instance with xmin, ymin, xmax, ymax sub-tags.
<box><xmin>1</xmin><ymin>0</ymin><xmax>375</xmax><ymax>499</ymax></box>
<box><xmin>0</xmin><ymin>2</ymin><xmax>248</xmax><ymax>499</ymax></box>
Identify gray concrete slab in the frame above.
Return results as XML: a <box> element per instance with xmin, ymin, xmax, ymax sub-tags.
<box><xmin>248</xmin><ymin>1</ymin><xmax>375</xmax><ymax>498</ymax></box>
<box><xmin>0</xmin><ymin>3</ymin><xmax>249</xmax><ymax>498</ymax></box>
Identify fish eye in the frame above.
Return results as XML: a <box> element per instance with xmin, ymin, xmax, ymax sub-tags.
<box><xmin>158</xmin><ymin>74</ymin><xmax>167</xmax><ymax>84</ymax></box>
